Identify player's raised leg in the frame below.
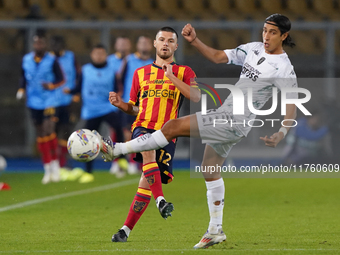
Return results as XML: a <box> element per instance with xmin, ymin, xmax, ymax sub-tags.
<box><xmin>194</xmin><ymin>145</ymin><xmax>227</xmax><ymax>249</ymax></box>
<box><xmin>100</xmin><ymin>114</ymin><xmax>200</xmax><ymax>161</ymax></box>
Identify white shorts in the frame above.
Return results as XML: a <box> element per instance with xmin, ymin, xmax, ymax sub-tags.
<box><xmin>196</xmin><ymin>110</ymin><xmax>244</xmax><ymax>158</ymax></box>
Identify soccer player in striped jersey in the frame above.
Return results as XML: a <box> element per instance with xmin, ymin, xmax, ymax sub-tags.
<box><xmin>110</xmin><ymin>35</ymin><xmax>154</xmax><ymax>176</ymax></box>
<box><xmin>17</xmin><ymin>34</ymin><xmax>65</xmax><ymax>184</ymax></box>
<box><xmin>102</xmin><ymin>14</ymin><xmax>298</xmax><ymax>248</ymax></box>
<box><xmin>107</xmin><ymin>36</ymin><xmax>131</xmax><ymax>73</ymax></box>
<box><xmin>108</xmin><ymin>27</ymin><xmax>200</xmax><ymax>242</ymax></box>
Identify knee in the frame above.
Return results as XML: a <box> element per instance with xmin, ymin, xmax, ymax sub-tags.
<box><xmin>162</xmin><ymin>119</ymin><xmax>177</xmax><ymax>140</ymax></box>
<box><xmin>141</xmin><ymin>150</ymin><xmax>156</xmax><ymax>163</ymax></box>
<box><xmin>204</xmin><ymin>177</ymin><xmax>221</xmax><ymax>182</ymax></box>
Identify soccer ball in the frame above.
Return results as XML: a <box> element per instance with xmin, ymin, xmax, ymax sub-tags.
<box><xmin>0</xmin><ymin>155</ymin><xmax>7</xmax><ymax>171</ymax></box>
<box><xmin>67</xmin><ymin>129</ymin><xmax>100</xmax><ymax>162</ymax></box>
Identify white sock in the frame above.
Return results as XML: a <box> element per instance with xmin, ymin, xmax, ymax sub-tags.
<box><xmin>114</xmin><ymin>130</ymin><xmax>169</xmax><ymax>155</ymax></box>
<box><xmin>155</xmin><ymin>196</ymin><xmax>165</xmax><ymax>208</ymax></box>
<box><xmin>43</xmin><ymin>162</ymin><xmax>52</xmax><ymax>175</ymax></box>
<box><xmin>121</xmin><ymin>225</ymin><xmax>131</xmax><ymax>237</ymax></box>
<box><xmin>205</xmin><ymin>178</ymin><xmax>225</xmax><ymax>234</ymax></box>
<box><xmin>51</xmin><ymin>160</ymin><xmax>60</xmax><ymax>172</ymax></box>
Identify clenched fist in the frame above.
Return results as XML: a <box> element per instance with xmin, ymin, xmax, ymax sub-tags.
<box><xmin>162</xmin><ymin>63</ymin><xmax>174</xmax><ymax>79</ymax></box>
<box><xmin>109</xmin><ymin>91</ymin><xmax>123</xmax><ymax>107</ymax></box>
<box><xmin>181</xmin><ymin>23</ymin><xmax>197</xmax><ymax>43</ymax></box>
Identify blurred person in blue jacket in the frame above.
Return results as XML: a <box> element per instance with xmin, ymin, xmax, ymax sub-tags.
<box><xmin>17</xmin><ymin>33</ymin><xmax>65</xmax><ymax>184</ymax></box>
<box><xmin>65</xmin><ymin>44</ymin><xmax>126</xmax><ymax>183</ymax></box>
<box><xmin>282</xmin><ymin>109</ymin><xmax>332</xmax><ymax>165</ymax></box>
<box><xmin>50</xmin><ymin>35</ymin><xmax>81</xmax><ymax>170</ymax></box>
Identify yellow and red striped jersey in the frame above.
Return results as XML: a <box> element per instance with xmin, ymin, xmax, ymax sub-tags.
<box><xmin>128</xmin><ymin>61</ymin><xmax>196</xmax><ymax>131</ymax></box>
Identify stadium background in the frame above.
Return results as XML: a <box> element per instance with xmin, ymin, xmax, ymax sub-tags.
<box><xmin>0</xmin><ymin>0</ymin><xmax>339</xmax><ymax>170</ymax></box>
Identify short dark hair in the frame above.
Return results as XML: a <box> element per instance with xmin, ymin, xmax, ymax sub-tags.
<box><xmin>33</xmin><ymin>33</ymin><xmax>46</xmax><ymax>41</ymax></box>
<box><xmin>137</xmin><ymin>35</ymin><xmax>152</xmax><ymax>42</ymax></box>
<box><xmin>157</xmin><ymin>27</ymin><xmax>178</xmax><ymax>39</ymax></box>
<box><xmin>116</xmin><ymin>36</ymin><xmax>130</xmax><ymax>41</ymax></box>
<box><xmin>265</xmin><ymin>14</ymin><xmax>295</xmax><ymax>48</ymax></box>
<box><xmin>92</xmin><ymin>43</ymin><xmax>107</xmax><ymax>51</ymax></box>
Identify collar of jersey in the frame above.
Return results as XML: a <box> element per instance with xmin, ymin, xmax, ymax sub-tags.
<box><xmin>115</xmin><ymin>52</ymin><xmax>122</xmax><ymax>59</ymax></box>
<box><xmin>34</xmin><ymin>52</ymin><xmax>47</xmax><ymax>63</ymax></box>
<box><xmin>134</xmin><ymin>52</ymin><xmax>141</xmax><ymax>58</ymax></box>
<box><xmin>152</xmin><ymin>61</ymin><xmax>175</xmax><ymax>69</ymax></box>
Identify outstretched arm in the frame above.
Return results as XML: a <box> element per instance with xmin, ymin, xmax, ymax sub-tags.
<box><xmin>181</xmin><ymin>23</ymin><xmax>229</xmax><ymax>64</ymax></box>
<box><xmin>260</xmin><ymin>104</ymin><xmax>297</xmax><ymax>148</ymax></box>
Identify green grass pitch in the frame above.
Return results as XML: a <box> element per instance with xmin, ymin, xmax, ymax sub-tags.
<box><xmin>1</xmin><ymin>171</ymin><xmax>340</xmax><ymax>255</ymax></box>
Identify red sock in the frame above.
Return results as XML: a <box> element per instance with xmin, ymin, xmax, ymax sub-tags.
<box><xmin>143</xmin><ymin>162</ymin><xmax>163</xmax><ymax>200</ymax></box>
<box><xmin>124</xmin><ymin>187</ymin><xmax>151</xmax><ymax>230</ymax></box>
<box><xmin>37</xmin><ymin>137</ymin><xmax>52</xmax><ymax>164</ymax></box>
<box><xmin>48</xmin><ymin>133</ymin><xmax>58</xmax><ymax>161</ymax></box>
<box><xmin>59</xmin><ymin>141</ymin><xmax>68</xmax><ymax>167</ymax></box>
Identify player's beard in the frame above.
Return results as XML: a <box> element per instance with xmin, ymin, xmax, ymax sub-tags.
<box><xmin>157</xmin><ymin>50</ymin><xmax>172</xmax><ymax>60</ymax></box>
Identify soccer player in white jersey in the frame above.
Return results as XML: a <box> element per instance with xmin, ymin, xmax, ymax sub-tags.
<box><xmin>99</xmin><ymin>14</ymin><xmax>298</xmax><ymax>248</ymax></box>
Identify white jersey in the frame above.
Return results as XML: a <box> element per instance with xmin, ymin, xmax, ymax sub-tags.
<box><xmin>222</xmin><ymin>42</ymin><xmax>298</xmax><ymax>136</ymax></box>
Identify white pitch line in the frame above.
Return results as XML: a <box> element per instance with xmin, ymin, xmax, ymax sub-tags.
<box><xmin>0</xmin><ymin>178</ymin><xmax>139</xmax><ymax>213</ymax></box>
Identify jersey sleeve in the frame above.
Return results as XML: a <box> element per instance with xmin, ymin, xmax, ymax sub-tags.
<box><xmin>224</xmin><ymin>42</ymin><xmax>255</xmax><ymax>66</ymax></box>
<box><xmin>183</xmin><ymin>66</ymin><xmax>196</xmax><ymax>86</ymax></box>
<box><xmin>128</xmin><ymin>69</ymin><xmax>140</xmax><ymax>105</ymax></box>
<box><xmin>275</xmin><ymin>67</ymin><xmax>298</xmax><ymax>99</ymax></box>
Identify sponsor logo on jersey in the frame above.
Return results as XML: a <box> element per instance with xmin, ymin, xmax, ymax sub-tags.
<box><xmin>257</xmin><ymin>57</ymin><xmax>266</xmax><ymax>65</ymax></box>
<box><xmin>142</xmin><ymin>89</ymin><xmax>178</xmax><ymax>99</ymax></box>
<box><xmin>253</xmin><ymin>50</ymin><xmax>260</xmax><ymax>55</ymax></box>
<box><xmin>241</xmin><ymin>62</ymin><xmax>261</xmax><ymax>81</ymax></box>
<box><xmin>146</xmin><ymin>79</ymin><xmax>172</xmax><ymax>85</ymax></box>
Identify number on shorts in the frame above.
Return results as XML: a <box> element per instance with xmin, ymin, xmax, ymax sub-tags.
<box><xmin>158</xmin><ymin>149</ymin><xmax>171</xmax><ymax>166</ymax></box>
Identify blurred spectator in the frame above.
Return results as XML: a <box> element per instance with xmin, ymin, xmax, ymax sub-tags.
<box><xmin>65</xmin><ymin>44</ymin><xmax>127</xmax><ymax>183</ymax></box>
<box><xmin>282</xmin><ymin>109</ymin><xmax>332</xmax><ymax>165</ymax></box>
<box><xmin>107</xmin><ymin>36</ymin><xmax>132</xmax><ymax>177</ymax></box>
<box><xmin>12</xmin><ymin>4</ymin><xmax>46</xmax><ymax>53</ymax></box>
<box><xmin>322</xmin><ymin>99</ymin><xmax>340</xmax><ymax>163</ymax></box>
<box><xmin>108</xmin><ymin>36</ymin><xmax>131</xmax><ymax>65</ymax></box>
<box><xmin>24</xmin><ymin>4</ymin><xmax>45</xmax><ymax>21</ymax></box>
<box><xmin>17</xmin><ymin>34</ymin><xmax>65</xmax><ymax>184</ymax></box>
<box><xmin>50</xmin><ymin>35</ymin><xmax>81</xmax><ymax>170</ymax></box>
